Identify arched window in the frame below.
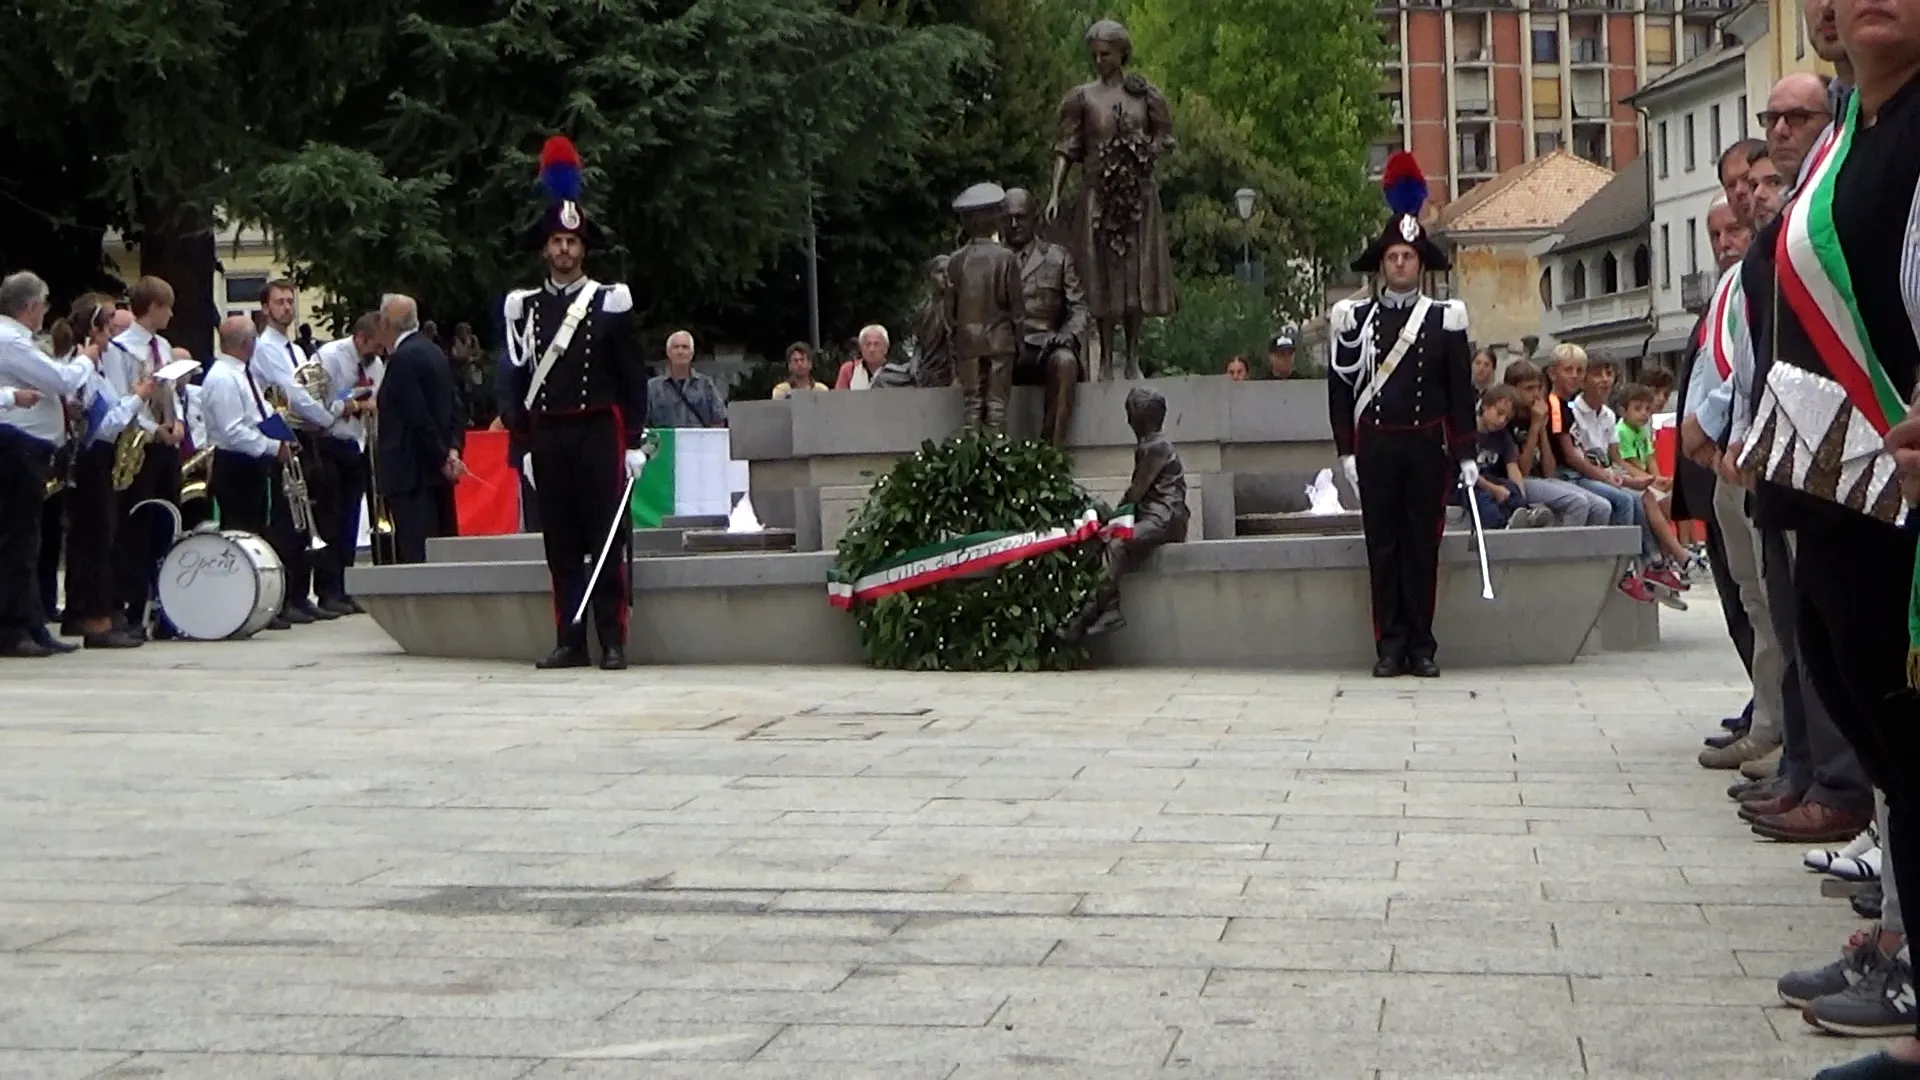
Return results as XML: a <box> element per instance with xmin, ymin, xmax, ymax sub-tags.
<box><xmin>1601</xmin><ymin>252</ymin><xmax>1620</xmax><ymax>293</ymax></box>
<box><xmin>1539</xmin><ymin>267</ymin><xmax>1554</xmax><ymax>309</ymax></box>
<box><xmin>1632</xmin><ymin>244</ymin><xmax>1651</xmax><ymax>288</ymax></box>
<box><xmin>1568</xmin><ymin>260</ymin><xmax>1588</xmax><ymax>301</ymax></box>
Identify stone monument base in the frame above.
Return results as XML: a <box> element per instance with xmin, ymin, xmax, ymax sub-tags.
<box><xmin>349</xmin><ymin>526</ymin><xmax>1648</xmax><ymax>669</ymax></box>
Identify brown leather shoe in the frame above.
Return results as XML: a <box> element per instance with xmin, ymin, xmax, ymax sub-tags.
<box><xmin>1752</xmin><ymin>801</ymin><xmax>1873</xmax><ymax>843</ymax></box>
<box><xmin>1739</xmin><ymin>791</ymin><xmax>1802</xmax><ymax>823</ymax></box>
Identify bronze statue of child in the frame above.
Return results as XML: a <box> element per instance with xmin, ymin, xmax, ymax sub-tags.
<box><xmin>945</xmin><ymin>182</ymin><xmax>1023</xmax><ymax>434</ymax></box>
<box><xmin>1062</xmin><ymin>386</ymin><xmax>1189</xmax><ymax>641</ymax></box>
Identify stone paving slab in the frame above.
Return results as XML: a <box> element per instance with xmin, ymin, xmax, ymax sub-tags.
<box><xmin>0</xmin><ymin>595</ymin><xmax>1882</xmax><ymax>1078</ymax></box>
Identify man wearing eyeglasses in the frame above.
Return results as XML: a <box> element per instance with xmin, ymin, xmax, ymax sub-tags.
<box><xmin>1757</xmin><ymin>73</ymin><xmax>1834</xmax><ymax>191</ymax></box>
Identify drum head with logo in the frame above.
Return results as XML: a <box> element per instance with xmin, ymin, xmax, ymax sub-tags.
<box><xmin>156</xmin><ymin>532</ymin><xmax>270</xmax><ymax>641</ymax></box>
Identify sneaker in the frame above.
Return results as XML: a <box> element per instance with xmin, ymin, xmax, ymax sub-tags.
<box><xmin>1808</xmin><ymin>946</ymin><xmax>1917</xmax><ymax>1037</ymax></box>
<box><xmin>1644</xmin><ymin>564</ymin><xmax>1690</xmax><ymax>592</ymax></box>
<box><xmin>1813</xmin><ymin>1052</ymin><xmax>1920</xmax><ymax>1080</ymax></box>
<box><xmin>1617</xmin><ymin>573</ymin><xmax>1657</xmax><ymax>604</ymax></box>
<box><xmin>1808</xmin><ymin>828</ymin><xmax>1881</xmax><ymax>873</ymax></box>
<box><xmin>1699</xmin><ymin>735</ymin><xmax>1780</xmax><ymax>770</ymax></box>
<box><xmin>1781</xmin><ymin>927</ymin><xmax>1882</xmax><ymax>1008</ymax></box>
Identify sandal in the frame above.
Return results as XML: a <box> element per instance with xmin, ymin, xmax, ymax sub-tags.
<box><xmin>1828</xmin><ymin>847</ymin><xmax>1884</xmax><ymax>883</ymax></box>
<box><xmin>1807</xmin><ymin>826</ymin><xmax>1880</xmax><ymax>873</ymax></box>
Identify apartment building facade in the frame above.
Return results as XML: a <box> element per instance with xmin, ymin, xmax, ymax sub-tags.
<box><xmin>1373</xmin><ymin>0</ymin><xmax>1734</xmax><ymax>206</ymax></box>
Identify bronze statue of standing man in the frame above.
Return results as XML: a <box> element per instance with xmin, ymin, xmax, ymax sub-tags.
<box><xmin>946</xmin><ymin>183</ymin><xmax>1023</xmax><ymax>435</ymax></box>
<box><xmin>1045</xmin><ymin>19</ymin><xmax>1177</xmax><ymax>382</ymax></box>
<box><xmin>1005</xmin><ymin>189</ymin><xmax>1088</xmax><ymax>446</ymax></box>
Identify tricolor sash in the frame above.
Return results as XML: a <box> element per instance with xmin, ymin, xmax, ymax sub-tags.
<box><xmin>1775</xmin><ymin>94</ymin><xmax>1909</xmax><ymax>439</ymax></box>
<box><xmin>1704</xmin><ymin>266</ymin><xmax>1744</xmax><ymax>380</ymax></box>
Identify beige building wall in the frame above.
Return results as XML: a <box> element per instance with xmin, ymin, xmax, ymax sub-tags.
<box><xmin>1450</xmin><ymin>241</ymin><xmax>1545</xmax><ymax>357</ymax></box>
<box><xmin>105</xmin><ymin>224</ymin><xmax>336</xmax><ymax>355</ymax></box>
<box><xmin>1769</xmin><ymin>0</ymin><xmax>1833</xmax><ymax>82</ymax></box>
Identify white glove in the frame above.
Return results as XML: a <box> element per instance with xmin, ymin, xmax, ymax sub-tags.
<box><xmin>624</xmin><ymin>448</ymin><xmax>649</xmax><ymax>479</ymax></box>
<box><xmin>1340</xmin><ymin>454</ymin><xmax>1359</xmax><ymax>491</ymax></box>
<box><xmin>1459</xmin><ymin>460</ymin><xmax>1480</xmax><ymax>488</ymax></box>
<box><xmin>521</xmin><ymin>453</ymin><xmax>536</xmax><ymax>491</ymax></box>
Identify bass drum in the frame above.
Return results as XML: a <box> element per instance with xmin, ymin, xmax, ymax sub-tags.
<box><xmin>155</xmin><ymin>529</ymin><xmax>286</xmax><ymax>641</ymax></box>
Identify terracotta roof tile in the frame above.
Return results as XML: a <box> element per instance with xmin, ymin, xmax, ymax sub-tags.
<box><xmin>1435</xmin><ymin>151</ymin><xmax>1616</xmax><ymax>235</ymax></box>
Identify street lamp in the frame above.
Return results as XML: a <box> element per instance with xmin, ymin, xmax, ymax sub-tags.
<box><xmin>1233</xmin><ymin>187</ymin><xmax>1257</xmax><ymax>286</ymax></box>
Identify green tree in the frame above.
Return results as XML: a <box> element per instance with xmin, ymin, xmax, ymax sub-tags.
<box><xmin>240</xmin><ymin>0</ymin><xmax>985</xmax><ymax>344</ymax></box>
<box><xmin>1122</xmin><ymin>0</ymin><xmax>1389</xmax><ymax>268</ymax></box>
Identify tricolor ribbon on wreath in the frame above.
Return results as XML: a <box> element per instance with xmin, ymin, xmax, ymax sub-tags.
<box><xmin>827</xmin><ymin>505</ymin><xmax>1136</xmax><ymax>609</ymax></box>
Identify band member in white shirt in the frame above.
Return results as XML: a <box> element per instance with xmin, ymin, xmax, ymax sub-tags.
<box><xmin>57</xmin><ymin>294</ymin><xmax>148</xmax><ymax>650</ymax></box>
<box><xmin>203</xmin><ymin>315</ymin><xmax>299</xmax><ymax>632</ymax></box>
<box><xmin>309</xmin><ymin>312</ymin><xmax>383</xmax><ymax>614</ymax></box>
<box><xmin>103</xmin><ymin>276</ymin><xmax>186</xmax><ymax>637</ymax></box>
<box><xmin>0</xmin><ymin>272</ymin><xmax>92</xmax><ymax>657</ymax></box>
<box><xmin>253</xmin><ymin>279</ymin><xmax>346</xmax><ymax>624</ymax></box>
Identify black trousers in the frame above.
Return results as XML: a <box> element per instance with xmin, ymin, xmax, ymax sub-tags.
<box><xmin>530</xmin><ymin>409</ymin><xmax>629</xmax><ymax>651</ymax></box>
<box><xmin>38</xmin><ymin>489</ymin><xmax>63</xmax><ymax>618</ymax></box>
<box><xmin>62</xmin><ymin>442</ymin><xmax>120</xmax><ymax>623</ymax></box>
<box><xmin>312</xmin><ymin>435</ymin><xmax>365</xmax><ymax>602</ymax></box>
<box><xmin>113</xmin><ymin>442</ymin><xmax>181</xmax><ymax>623</ymax></box>
<box><xmin>211</xmin><ymin>450</ymin><xmax>276</xmax><ymax>535</ymax></box>
<box><xmin>0</xmin><ymin>431</ymin><xmax>52</xmax><ymax>643</ymax></box>
<box><xmin>276</xmin><ymin>432</ymin><xmax>337</xmax><ymax>608</ymax></box>
<box><xmin>1793</xmin><ymin>516</ymin><xmax>1920</xmax><ymax>1032</ymax></box>
<box><xmin>1357</xmin><ymin>422</ymin><xmax>1450</xmax><ymax>664</ymax></box>
<box><xmin>1765</xmin><ymin>526</ymin><xmax>1873</xmax><ymax>813</ymax></box>
<box><xmin>388</xmin><ymin>485</ymin><xmax>454</xmax><ymax>565</ymax></box>
<box><xmin>1701</xmin><ymin>513</ymin><xmax>1755</xmax><ymax>674</ymax></box>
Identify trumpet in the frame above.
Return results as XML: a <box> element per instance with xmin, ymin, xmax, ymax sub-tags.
<box><xmin>283</xmin><ymin>449</ymin><xmax>327</xmax><ymax>552</ymax></box>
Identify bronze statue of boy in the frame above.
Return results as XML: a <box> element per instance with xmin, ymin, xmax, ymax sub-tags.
<box><xmin>945</xmin><ymin>182</ymin><xmax>1023</xmax><ymax>435</ymax></box>
<box><xmin>1061</xmin><ymin>386</ymin><xmax>1189</xmax><ymax>641</ymax></box>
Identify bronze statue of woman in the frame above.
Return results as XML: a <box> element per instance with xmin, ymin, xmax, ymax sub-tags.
<box><xmin>1044</xmin><ymin>19</ymin><xmax>1177</xmax><ymax>382</ymax></box>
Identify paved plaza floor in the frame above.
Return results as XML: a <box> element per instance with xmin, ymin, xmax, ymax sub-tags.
<box><xmin>0</xmin><ymin>598</ymin><xmax>1882</xmax><ymax>1078</ymax></box>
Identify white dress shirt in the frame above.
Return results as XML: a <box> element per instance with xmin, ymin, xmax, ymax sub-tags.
<box><xmin>251</xmin><ymin>325</ymin><xmax>339</xmax><ymax>429</ymax></box>
<box><xmin>84</xmin><ymin>360</ymin><xmax>143</xmax><ymax>447</ymax></box>
<box><xmin>0</xmin><ymin>316</ymin><xmax>91</xmax><ymax>447</ymax></box>
<box><xmin>105</xmin><ymin>324</ymin><xmax>174</xmax><ymax>435</ymax></box>
<box><xmin>202</xmin><ymin>354</ymin><xmax>281</xmax><ymax>459</ymax></box>
<box><xmin>315</xmin><ymin>338</ymin><xmax>384</xmax><ymax>446</ymax></box>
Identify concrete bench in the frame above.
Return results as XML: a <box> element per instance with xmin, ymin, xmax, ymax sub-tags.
<box><xmin>351</xmin><ymin>525</ymin><xmax>1646</xmax><ymax>669</ymax></box>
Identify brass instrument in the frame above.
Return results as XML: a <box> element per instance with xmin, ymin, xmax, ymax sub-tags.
<box><xmin>178</xmin><ymin>447</ymin><xmax>214</xmax><ymax>508</ymax></box>
<box><xmin>284</xmin><ymin>450</ymin><xmax>327</xmax><ymax>552</ymax></box>
<box><xmin>364</xmin><ymin>405</ymin><xmax>396</xmax><ymax>552</ymax></box>
<box><xmin>112</xmin><ymin>367</ymin><xmax>178</xmax><ymax>492</ymax></box>
<box><xmin>45</xmin><ymin>401</ymin><xmax>86</xmax><ymax>497</ymax></box>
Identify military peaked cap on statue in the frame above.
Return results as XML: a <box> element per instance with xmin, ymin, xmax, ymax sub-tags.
<box><xmin>1351</xmin><ymin>152</ymin><xmax>1450</xmax><ymax>274</ymax></box>
<box><xmin>523</xmin><ymin>135</ymin><xmax>610</xmax><ymax>251</ymax></box>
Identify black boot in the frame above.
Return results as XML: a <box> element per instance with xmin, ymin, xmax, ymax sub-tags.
<box><xmin>1372</xmin><ymin>655</ymin><xmax>1405</xmax><ymax>678</ymax></box>
<box><xmin>599</xmin><ymin>646</ymin><xmax>627</xmax><ymax>671</ymax></box>
<box><xmin>1409</xmin><ymin>656</ymin><xmax>1441</xmax><ymax>678</ymax></box>
<box><xmin>536</xmin><ymin>645</ymin><xmax>591</xmax><ymax>670</ymax></box>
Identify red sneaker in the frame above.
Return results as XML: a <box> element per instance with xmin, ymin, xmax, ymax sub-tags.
<box><xmin>1617</xmin><ymin>573</ymin><xmax>1657</xmax><ymax>604</ymax></box>
<box><xmin>1644</xmin><ymin>565</ymin><xmax>1689</xmax><ymax>592</ymax></box>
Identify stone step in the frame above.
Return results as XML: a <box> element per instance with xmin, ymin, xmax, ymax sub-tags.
<box><xmin>425</xmin><ymin>529</ymin><xmax>695</xmax><ymax>564</ymax></box>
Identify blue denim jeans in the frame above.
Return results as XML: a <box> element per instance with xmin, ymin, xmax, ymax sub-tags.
<box><xmin>1466</xmin><ymin>478</ymin><xmax>1527</xmax><ymax>529</ymax></box>
<box><xmin>1563</xmin><ymin>472</ymin><xmax>1655</xmax><ymax>560</ymax></box>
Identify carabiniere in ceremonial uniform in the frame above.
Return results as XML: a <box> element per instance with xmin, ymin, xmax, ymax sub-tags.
<box><xmin>1328</xmin><ymin>152</ymin><xmax>1477</xmax><ymax>679</ymax></box>
<box><xmin>501</xmin><ymin>136</ymin><xmax>649</xmax><ymax>672</ymax></box>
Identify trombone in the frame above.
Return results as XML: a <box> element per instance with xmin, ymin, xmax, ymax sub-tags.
<box><xmin>361</xmin><ymin>391</ymin><xmax>397</xmax><ymax>565</ymax></box>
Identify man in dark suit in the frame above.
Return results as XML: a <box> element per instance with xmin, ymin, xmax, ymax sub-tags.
<box><xmin>374</xmin><ymin>294</ymin><xmax>462</xmax><ymax>564</ymax></box>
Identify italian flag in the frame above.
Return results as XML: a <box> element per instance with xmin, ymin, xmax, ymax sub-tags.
<box><xmin>628</xmin><ymin>428</ymin><xmax>738</xmax><ymax>527</ymax></box>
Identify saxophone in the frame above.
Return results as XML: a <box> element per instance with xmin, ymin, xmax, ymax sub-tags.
<box><xmin>178</xmin><ymin>447</ymin><xmax>214</xmax><ymax>509</ymax></box>
<box><xmin>111</xmin><ymin>371</ymin><xmax>176</xmax><ymax>492</ymax></box>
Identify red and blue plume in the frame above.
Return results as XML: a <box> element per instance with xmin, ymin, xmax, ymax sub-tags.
<box><xmin>1382</xmin><ymin>151</ymin><xmax>1428</xmax><ymax>218</ymax></box>
<box><xmin>538</xmin><ymin>135</ymin><xmax>582</xmax><ymax>203</ymax></box>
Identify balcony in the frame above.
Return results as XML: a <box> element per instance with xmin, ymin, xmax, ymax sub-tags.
<box><xmin>1456</xmin><ymin>96</ymin><xmax>1492</xmax><ymax>114</ymax></box>
<box><xmin>1647</xmin><ymin>0</ymin><xmax>1676</xmax><ymax>10</ymax></box>
<box><xmin>1569</xmin><ymin>0</ymin><xmax>1607</xmax><ymax>9</ymax></box>
<box><xmin>1680</xmin><ymin>270</ymin><xmax>1716</xmax><ymax>313</ymax></box>
<box><xmin>1458</xmin><ymin>154</ymin><xmax>1495</xmax><ymax>175</ymax></box>
<box><xmin>1551</xmin><ymin>287</ymin><xmax>1651</xmax><ymax>335</ymax></box>
<box><xmin>1682</xmin><ymin>0</ymin><xmax>1731</xmax><ymax>10</ymax></box>
<box><xmin>1570</xmin><ymin>38</ymin><xmax>1606</xmax><ymax>64</ymax></box>
<box><xmin>1454</xmin><ymin>45</ymin><xmax>1490</xmax><ymax>64</ymax></box>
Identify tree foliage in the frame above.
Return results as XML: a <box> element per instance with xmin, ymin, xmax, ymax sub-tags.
<box><xmin>1123</xmin><ymin>0</ymin><xmax>1389</xmax><ymax>264</ymax></box>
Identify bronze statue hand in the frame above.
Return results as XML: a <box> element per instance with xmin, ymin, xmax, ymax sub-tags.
<box><xmin>1044</xmin><ymin>194</ymin><xmax>1061</xmax><ymax>224</ymax></box>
